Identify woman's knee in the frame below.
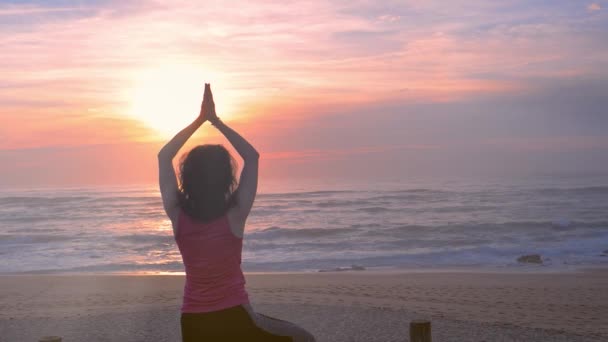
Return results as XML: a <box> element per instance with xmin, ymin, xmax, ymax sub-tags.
<box><xmin>293</xmin><ymin>326</ymin><xmax>316</xmax><ymax>342</ymax></box>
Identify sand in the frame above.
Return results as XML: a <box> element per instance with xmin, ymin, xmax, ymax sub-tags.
<box><xmin>1</xmin><ymin>269</ymin><xmax>607</xmax><ymax>341</ymax></box>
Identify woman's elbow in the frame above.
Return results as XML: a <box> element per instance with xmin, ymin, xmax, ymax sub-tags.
<box><xmin>157</xmin><ymin>149</ymin><xmax>173</xmax><ymax>161</ymax></box>
<box><xmin>245</xmin><ymin>150</ymin><xmax>260</xmax><ymax>162</ymax></box>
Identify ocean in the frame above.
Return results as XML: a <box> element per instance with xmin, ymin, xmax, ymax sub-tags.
<box><xmin>1</xmin><ymin>177</ymin><xmax>608</xmax><ymax>274</ymax></box>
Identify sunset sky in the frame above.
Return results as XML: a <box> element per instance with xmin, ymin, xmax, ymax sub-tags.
<box><xmin>1</xmin><ymin>0</ymin><xmax>607</xmax><ymax>189</ymax></box>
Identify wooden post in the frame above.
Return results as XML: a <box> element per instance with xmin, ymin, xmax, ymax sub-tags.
<box><xmin>39</xmin><ymin>337</ymin><xmax>62</xmax><ymax>342</ymax></box>
<box><xmin>410</xmin><ymin>320</ymin><xmax>431</xmax><ymax>342</ymax></box>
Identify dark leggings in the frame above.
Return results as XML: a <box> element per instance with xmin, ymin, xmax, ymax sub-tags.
<box><xmin>181</xmin><ymin>305</ymin><xmax>301</xmax><ymax>342</ymax></box>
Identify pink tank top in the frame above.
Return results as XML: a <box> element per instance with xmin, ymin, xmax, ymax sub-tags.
<box><xmin>175</xmin><ymin>209</ymin><xmax>249</xmax><ymax>313</ymax></box>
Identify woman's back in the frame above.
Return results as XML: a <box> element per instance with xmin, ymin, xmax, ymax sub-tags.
<box><xmin>175</xmin><ymin>209</ymin><xmax>249</xmax><ymax>313</ymax></box>
<box><xmin>159</xmin><ymin>83</ymin><xmax>314</xmax><ymax>341</ymax></box>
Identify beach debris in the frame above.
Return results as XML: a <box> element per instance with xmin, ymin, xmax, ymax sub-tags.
<box><xmin>39</xmin><ymin>337</ymin><xmax>62</xmax><ymax>342</ymax></box>
<box><xmin>318</xmin><ymin>264</ymin><xmax>366</xmax><ymax>272</ymax></box>
<box><xmin>410</xmin><ymin>320</ymin><xmax>432</xmax><ymax>342</ymax></box>
<box><xmin>517</xmin><ymin>254</ymin><xmax>543</xmax><ymax>264</ymax></box>
<box><xmin>551</xmin><ymin>218</ymin><xmax>571</xmax><ymax>228</ymax></box>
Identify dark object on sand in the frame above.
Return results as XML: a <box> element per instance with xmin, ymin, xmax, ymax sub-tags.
<box><xmin>410</xmin><ymin>320</ymin><xmax>432</xmax><ymax>342</ymax></box>
<box><xmin>39</xmin><ymin>337</ymin><xmax>62</xmax><ymax>342</ymax></box>
<box><xmin>517</xmin><ymin>254</ymin><xmax>542</xmax><ymax>264</ymax></box>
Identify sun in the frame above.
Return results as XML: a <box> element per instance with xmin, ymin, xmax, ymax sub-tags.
<box><xmin>128</xmin><ymin>64</ymin><xmax>229</xmax><ymax>136</ymax></box>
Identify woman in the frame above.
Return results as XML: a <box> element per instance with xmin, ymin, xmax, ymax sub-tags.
<box><xmin>158</xmin><ymin>83</ymin><xmax>316</xmax><ymax>342</ymax></box>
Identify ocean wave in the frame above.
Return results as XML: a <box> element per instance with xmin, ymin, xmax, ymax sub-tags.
<box><xmin>368</xmin><ymin>221</ymin><xmax>608</xmax><ymax>237</ymax></box>
<box><xmin>116</xmin><ymin>234</ymin><xmax>174</xmax><ymax>244</ymax></box>
<box><xmin>359</xmin><ymin>206</ymin><xmax>393</xmax><ymax>213</ymax></box>
<box><xmin>247</xmin><ymin>226</ymin><xmax>356</xmax><ymax>239</ymax></box>
<box><xmin>6</xmin><ymin>261</ymin><xmax>185</xmax><ymax>274</ymax></box>
<box><xmin>0</xmin><ymin>196</ymin><xmax>92</xmax><ymax>206</ymax></box>
<box><xmin>0</xmin><ymin>233</ymin><xmax>75</xmax><ymax>244</ymax></box>
<box><xmin>368</xmin><ymin>194</ymin><xmax>429</xmax><ymax>202</ymax></box>
<box><xmin>244</xmin><ymin>240</ymin><xmax>352</xmax><ymax>251</ymax></box>
<box><xmin>0</xmin><ymin>215</ymin><xmax>60</xmax><ymax>223</ymax></box>
<box><xmin>255</xmin><ymin>204</ymin><xmax>291</xmax><ymax>210</ymax></box>
<box><xmin>534</xmin><ymin>186</ymin><xmax>608</xmax><ymax>196</ymax></box>
<box><xmin>6</xmin><ymin>228</ymin><xmax>66</xmax><ymax>233</ymax></box>
<box><xmin>86</xmin><ymin>196</ymin><xmax>161</xmax><ymax>203</ymax></box>
<box><xmin>3</xmin><ymin>184</ymin><xmax>608</xmax><ymax>274</ymax></box>
<box><xmin>366</xmin><ymin>189</ymin><xmax>454</xmax><ymax>202</ymax></box>
<box><xmin>314</xmin><ymin>199</ymin><xmax>373</xmax><ymax>207</ymax></box>
<box><xmin>258</xmin><ymin>190</ymin><xmax>357</xmax><ymax>199</ymax></box>
<box><xmin>384</xmin><ymin>188</ymin><xmax>452</xmax><ymax>195</ymax></box>
<box><xmin>248</xmin><ymin>221</ymin><xmax>608</xmax><ymax>242</ymax></box>
<box><xmin>432</xmin><ymin>205</ymin><xmax>499</xmax><ymax>213</ymax></box>
<box><xmin>0</xmin><ymin>195</ymin><xmax>162</xmax><ymax>209</ymax></box>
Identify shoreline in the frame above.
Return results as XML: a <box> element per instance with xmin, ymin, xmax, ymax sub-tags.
<box><xmin>2</xmin><ymin>263</ymin><xmax>607</xmax><ymax>277</ymax></box>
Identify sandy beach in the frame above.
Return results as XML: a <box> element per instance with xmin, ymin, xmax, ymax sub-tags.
<box><xmin>1</xmin><ymin>270</ymin><xmax>607</xmax><ymax>341</ymax></box>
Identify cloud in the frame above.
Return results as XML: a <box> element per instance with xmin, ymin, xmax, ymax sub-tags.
<box><xmin>588</xmin><ymin>3</ymin><xmax>601</xmax><ymax>11</ymax></box>
<box><xmin>377</xmin><ymin>14</ymin><xmax>401</xmax><ymax>23</ymax></box>
<box><xmin>0</xmin><ymin>4</ymin><xmax>84</xmax><ymax>16</ymax></box>
<box><xmin>264</xmin><ymin>144</ymin><xmax>440</xmax><ymax>162</ymax></box>
<box><xmin>1</xmin><ymin>0</ymin><xmax>608</xmax><ymax>185</ymax></box>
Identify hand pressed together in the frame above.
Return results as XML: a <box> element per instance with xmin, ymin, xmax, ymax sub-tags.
<box><xmin>199</xmin><ymin>83</ymin><xmax>219</xmax><ymax>124</ymax></box>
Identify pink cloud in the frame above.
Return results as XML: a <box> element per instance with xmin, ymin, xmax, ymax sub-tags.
<box><xmin>2</xmin><ymin>1</ymin><xmax>601</xmax><ymax>111</ymax></box>
<box><xmin>263</xmin><ymin>144</ymin><xmax>440</xmax><ymax>162</ymax></box>
<box><xmin>1</xmin><ymin>0</ymin><xmax>607</xmax><ymax>174</ymax></box>
<box><xmin>377</xmin><ymin>14</ymin><xmax>401</xmax><ymax>23</ymax></box>
<box><xmin>0</xmin><ymin>4</ymin><xmax>84</xmax><ymax>16</ymax></box>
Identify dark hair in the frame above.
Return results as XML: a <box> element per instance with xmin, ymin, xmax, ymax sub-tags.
<box><xmin>178</xmin><ymin>144</ymin><xmax>238</xmax><ymax>222</ymax></box>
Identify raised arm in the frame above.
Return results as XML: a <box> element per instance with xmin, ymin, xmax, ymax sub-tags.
<box><xmin>206</xmin><ymin>86</ymin><xmax>259</xmax><ymax>237</ymax></box>
<box><xmin>157</xmin><ymin>84</ymin><xmax>212</xmax><ymax>229</ymax></box>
